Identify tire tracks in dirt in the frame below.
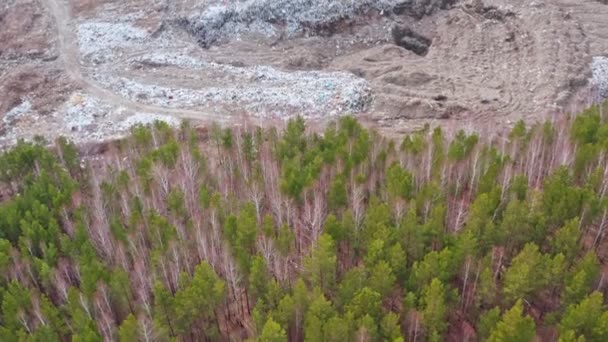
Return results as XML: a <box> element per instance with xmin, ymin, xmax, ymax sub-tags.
<box><xmin>553</xmin><ymin>0</ymin><xmax>608</xmax><ymax>56</ymax></box>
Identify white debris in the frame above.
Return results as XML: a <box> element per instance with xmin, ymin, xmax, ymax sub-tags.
<box><xmin>63</xmin><ymin>94</ymin><xmax>107</xmax><ymax>131</ymax></box>
<box><xmin>78</xmin><ymin>22</ymin><xmax>148</xmax><ymax>55</ymax></box>
<box><xmin>592</xmin><ymin>56</ymin><xmax>608</xmax><ymax>100</ymax></box>
<box><xmin>93</xmin><ymin>62</ymin><xmax>372</xmax><ymax>118</ymax></box>
<box><xmin>130</xmin><ymin>52</ymin><xmax>207</xmax><ymax>69</ymax></box>
<box><xmin>3</xmin><ymin>100</ymin><xmax>32</xmax><ymax>124</ymax></box>
<box><xmin>180</xmin><ymin>0</ymin><xmax>453</xmax><ymax>46</ymax></box>
<box><xmin>60</xmin><ymin>95</ymin><xmax>181</xmax><ymax>142</ymax></box>
<box><xmin>77</xmin><ymin>21</ymin><xmax>177</xmax><ymax>63</ymax></box>
<box><xmin>120</xmin><ymin>113</ymin><xmax>181</xmax><ymax>129</ymax></box>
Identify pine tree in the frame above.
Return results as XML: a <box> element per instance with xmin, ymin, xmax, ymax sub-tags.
<box><xmin>380</xmin><ymin>312</ymin><xmax>402</xmax><ymax>341</ymax></box>
<box><xmin>274</xmin><ymin>294</ymin><xmax>295</xmax><ymax>329</ymax></box>
<box><xmin>67</xmin><ymin>288</ymin><xmax>102</xmax><ymax>342</ymax></box>
<box><xmin>559</xmin><ymin>292</ymin><xmax>608</xmax><ymax>341</ymax></box>
<box><xmin>551</xmin><ymin>218</ymin><xmax>581</xmax><ymax>260</ymax></box>
<box><xmin>477</xmin><ymin>307</ymin><xmax>501</xmax><ymax>341</ymax></box>
<box><xmin>542</xmin><ymin>168</ymin><xmax>585</xmax><ymax>228</ymax></box>
<box><xmin>361</xmin><ymin>198</ymin><xmax>393</xmax><ymax>250</ymax></box>
<box><xmin>337</xmin><ymin>266</ymin><xmax>366</xmax><ymax>310</ymax></box>
<box><xmin>420</xmin><ymin>278</ymin><xmax>448</xmax><ymax>340</ymax></box>
<box><xmin>152</xmin><ymin>281</ymin><xmax>176</xmax><ymax>337</ymax></box>
<box><xmin>500</xmin><ymin>199</ymin><xmax>533</xmax><ymax>252</ymax></box>
<box><xmin>174</xmin><ymin>262</ymin><xmax>225</xmax><ymax>335</ymax></box>
<box><xmin>40</xmin><ymin>294</ymin><xmax>67</xmax><ymax>338</ymax></box>
<box><xmin>324</xmin><ymin>214</ymin><xmax>349</xmax><ymax>244</ymax></box>
<box><xmin>304</xmin><ymin>234</ymin><xmax>337</xmax><ymax>293</ymax></box>
<box><xmin>387</xmin><ymin>242</ymin><xmax>407</xmax><ymax>282</ymax></box>
<box><xmin>346</xmin><ymin>287</ymin><xmax>383</xmax><ymax>321</ymax></box>
<box><xmin>324</xmin><ymin>315</ymin><xmax>353</xmax><ymax>342</ymax></box>
<box><xmin>386</xmin><ymin>163</ymin><xmax>414</xmax><ymax>200</ymax></box>
<box><xmin>1</xmin><ymin>281</ymin><xmax>32</xmax><ymax>334</ymax></box>
<box><xmin>464</xmin><ymin>189</ymin><xmax>501</xmax><ymax>253</ymax></box>
<box><xmin>409</xmin><ymin>248</ymin><xmax>455</xmax><ymax>290</ymax></box>
<box><xmin>367</xmin><ymin>261</ymin><xmax>396</xmax><ymax>298</ymax></box>
<box><xmin>233</xmin><ymin>203</ymin><xmax>259</xmax><ymax>273</ymax></box>
<box><xmin>355</xmin><ymin>314</ymin><xmax>379</xmax><ymax>342</ymax></box>
<box><xmin>109</xmin><ymin>269</ymin><xmax>134</xmax><ymax>319</ymax></box>
<box><xmin>258</xmin><ymin>317</ymin><xmax>287</xmax><ymax>342</ymax></box>
<box><xmin>304</xmin><ymin>292</ymin><xmax>335</xmax><ymax>342</ymax></box>
<box><xmin>503</xmin><ymin>243</ymin><xmax>547</xmax><ymax>303</ymax></box>
<box><xmin>249</xmin><ymin>256</ymin><xmax>269</xmax><ymax>300</ymax></box>
<box><xmin>0</xmin><ymin>239</ymin><xmax>12</xmax><ymax>275</ymax></box>
<box><xmin>328</xmin><ymin>175</ymin><xmax>348</xmax><ymax>210</ymax></box>
<box><xmin>488</xmin><ymin>300</ymin><xmax>535</xmax><ymax>342</ymax></box>
<box><xmin>118</xmin><ymin>314</ymin><xmax>139</xmax><ymax>341</ymax></box>
<box><xmin>276</xmin><ymin>224</ymin><xmax>295</xmax><ymax>257</ymax></box>
<box><xmin>476</xmin><ymin>266</ymin><xmax>497</xmax><ymax>307</ymax></box>
<box><xmin>563</xmin><ymin>252</ymin><xmax>600</xmax><ymax>306</ymax></box>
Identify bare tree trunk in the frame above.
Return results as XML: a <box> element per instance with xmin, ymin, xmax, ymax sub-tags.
<box><xmin>461</xmin><ymin>257</ymin><xmax>471</xmax><ymax>308</ymax></box>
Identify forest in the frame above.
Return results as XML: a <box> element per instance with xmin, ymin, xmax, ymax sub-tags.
<box><xmin>1</xmin><ymin>102</ymin><xmax>608</xmax><ymax>341</ymax></box>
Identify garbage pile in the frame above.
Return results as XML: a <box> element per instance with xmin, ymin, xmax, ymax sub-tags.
<box><xmin>179</xmin><ymin>0</ymin><xmax>456</xmax><ymax>47</ymax></box>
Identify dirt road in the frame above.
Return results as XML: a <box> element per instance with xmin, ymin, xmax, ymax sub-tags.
<box><xmin>42</xmin><ymin>0</ymin><xmax>231</xmax><ymax>124</ymax></box>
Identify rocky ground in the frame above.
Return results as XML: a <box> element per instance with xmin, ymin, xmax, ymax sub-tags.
<box><xmin>1</xmin><ymin>0</ymin><xmax>608</xmax><ymax>145</ymax></box>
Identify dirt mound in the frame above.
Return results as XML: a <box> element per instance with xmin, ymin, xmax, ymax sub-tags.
<box><xmin>329</xmin><ymin>0</ymin><xmax>591</xmax><ymax>124</ymax></box>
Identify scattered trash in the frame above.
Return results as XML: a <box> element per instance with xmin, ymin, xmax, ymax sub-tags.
<box><xmin>94</xmin><ymin>55</ymin><xmax>372</xmax><ymax>119</ymax></box>
<box><xmin>592</xmin><ymin>56</ymin><xmax>608</xmax><ymax>100</ymax></box>
<box><xmin>179</xmin><ymin>0</ymin><xmax>454</xmax><ymax>47</ymax></box>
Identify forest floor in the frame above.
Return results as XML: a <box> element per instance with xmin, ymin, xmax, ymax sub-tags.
<box><xmin>1</xmin><ymin>0</ymin><xmax>608</xmax><ymax>145</ymax></box>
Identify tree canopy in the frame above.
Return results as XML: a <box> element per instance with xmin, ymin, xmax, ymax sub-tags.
<box><xmin>0</xmin><ymin>105</ymin><xmax>608</xmax><ymax>340</ymax></box>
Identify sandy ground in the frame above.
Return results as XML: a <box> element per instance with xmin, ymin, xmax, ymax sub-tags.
<box><xmin>1</xmin><ymin>0</ymin><xmax>608</xmax><ymax>144</ymax></box>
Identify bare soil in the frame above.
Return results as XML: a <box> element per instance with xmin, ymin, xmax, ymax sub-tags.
<box><xmin>0</xmin><ymin>0</ymin><xmax>57</xmax><ymax>60</ymax></box>
<box><xmin>1</xmin><ymin>0</ymin><xmax>608</xmax><ymax>144</ymax></box>
<box><xmin>1</xmin><ymin>67</ymin><xmax>66</xmax><ymax>113</ymax></box>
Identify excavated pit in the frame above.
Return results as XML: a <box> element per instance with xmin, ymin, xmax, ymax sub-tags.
<box><xmin>391</xmin><ymin>25</ymin><xmax>432</xmax><ymax>56</ymax></box>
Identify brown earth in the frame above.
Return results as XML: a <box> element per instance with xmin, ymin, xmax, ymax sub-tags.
<box><xmin>0</xmin><ymin>65</ymin><xmax>72</xmax><ymax>115</ymax></box>
<box><xmin>0</xmin><ymin>0</ymin><xmax>56</xmax><ymax>60</ymax></box>
<box><xmin>1</xmin><ymin>0</ymin><xmax>608</xmax><ymax>144</ymax></box>
<box><xmin>0</xmin><ymin>0</ymin><xmax>75</xmax><ymax>140</ymax></box>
